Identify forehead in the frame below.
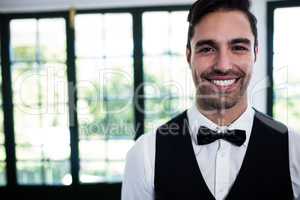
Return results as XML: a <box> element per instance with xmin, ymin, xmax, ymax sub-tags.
<box><xmin>192</xmin><ymin>10</ymin><xmax>254</xmax><ymax>44</ymax></box>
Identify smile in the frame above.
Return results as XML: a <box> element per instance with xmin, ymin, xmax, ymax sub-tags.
<box><xmin>204</xmin><ymin>77</ymin><xmax>241</xmax><ymax>93</ymax></box>
<box><xmin>211</xmin><ymin>79</ymin><xmax>236</xmax><ymax>87</ymax></box>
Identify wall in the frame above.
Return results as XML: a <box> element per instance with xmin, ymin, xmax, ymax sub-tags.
<box><xmin>249</xmin><ymin>0</ymin><xmax>269</xmax><ymax>113</ymax></box>
<box><xmin>249</xmin><ymin>0</ymin><xmax>279</xmax><ymax>113</ymax></box>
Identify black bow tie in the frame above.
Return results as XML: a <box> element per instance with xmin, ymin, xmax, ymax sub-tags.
<box><xmin>197</xmin><ymin>126</ymin><xmax>246</xmax><ymax>146</ymax></box>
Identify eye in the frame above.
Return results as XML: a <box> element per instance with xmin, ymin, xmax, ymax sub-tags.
<box><xmin>197</xmin><ymin>46</ymin><xmax>215</xmax><ymax>55</ymax></box>
<box><xmin>232</xmin><ymin>45</ymin><xmax>249</xmax><ymax>52</ymax></box>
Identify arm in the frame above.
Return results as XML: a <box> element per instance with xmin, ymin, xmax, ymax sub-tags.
<box><xmin>289</xmin><ymin>128</ymin><xmax>300</xmax><ymax>199</ymax></box>
<box><xmin>121</xmin><ymin>133</ymin><xmax>155</xmax><ymax>200</ymax></box>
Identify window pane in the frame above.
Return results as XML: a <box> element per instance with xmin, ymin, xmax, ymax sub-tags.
<box><xmin>273</xmin><ymin>8</ymin><xmax>300</xmax><ymax>132</ymax></box>
<box><xmin>0</xmin><ymin>110</ymin><xmax>4</xmax><ymax>145</ymax></box>
<box><xmin>75</xmin><ymin>13</ymin><xmax>133</xmax><ymax>58</ymax></box>
<box><xmin>107</xmin><ymin>139</ymin><xmax>134</xmax><ymax>161</ymax></box>
<box><xmin>75</xmin><ymin>14</ymin><xmax>104</xmax><ymax>58</ymax></box>
<box><xmin>10</xmin><ymin>19</ymin><xmax>37</xmax><ymax>61</ymax></box>
<box><xmin>16</xmin><ymin>145</ymin><xmax>43</xmax><ymax>160</ymax></box>
<box><xmin>143</xmin><ymin>12</ymin><xmax>169</xmax><ymax>55</ymax></box>
<box><xmin>39</xmin><ymin>19</ymin><xmax>66</xmax><ymax>62</ymax></box>
<box><xmin>0</xmin><ymin>45</ymin><xmax>6</xmax><ymax>186</ymax></box>
<box><xmin>106</xmin><ymin>161</ymin><xmax>126</xmax><ymax>182</ymax></box>
<box><xmin>170</xmin><ymin>12</ymin><xmax>190</xmax><ymax>55</ymax></box>
<box><xmin>75</xmin><ymin>13</ymin><xmax>134</xmax><ymax>183</ymax></box>
<box><xmin>143</xmin><ymin>11</ymin><xmax>189</xmax><ymax>56</ymax></box>
<box><xmin>104</xmin><ymin>14</ymin><xmax>133</xmax><ymax>57</ymax></box>
<box><xmin>17</xmin><ymin>160</ymin><xmax>70</xmax><ymax>185</ymax></box>
<box><xmin>0</xmin><ymin>145</ymin><xmax>5</xmax><ymax>161</ymax></box>
<box><xmin>79</xmin><ymin>160</ymin><xmax>131</xmax><ymax>183</ymax></box>
<box><xmin>79</xmin><ymin>140</ymin><xmax>106</xmax><ymax>160</ymax></box>
<box><xmin>10</xmin><ymin>18</ymin><xmax>71</xmax><ymax>185</ymax></box>
<box><xmin>79</xmin><ymin>139</ymin><xmax>133</xmax><ymax>182</ymax></box>
<box><xmin>79</xmin><ymin>161</ymin><xmax>106</xmax><ymax>183</ymax></box>
<box><xmin>12</xmin><ymin>62</ymin><xmax>67</xmax><ymax>106</ymax></box>
<box><xmin>145</xmin><ymin>99</ymin><xmax>174</xmax><ymax>133</ymax></box>
<box><xmin>143</xmin><ymin>11</ymin><xmax>193</xmax><ymax>133</ymax></box>
<box><xmin>17</xmin><ymin>161</ymin><xmax>43</xmax><ymax>184</ymax></box>
<box><xmin>0</xmin><ymin>162</ymin><xmax>6</xmax><ymax>186</ymax></box>
<box><xmin>274</xmin><ymin>89</ymin><xmax>300</xmax><ymax>131</ymax></box>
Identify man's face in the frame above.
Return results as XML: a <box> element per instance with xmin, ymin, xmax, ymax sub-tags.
<box><xmin>187</xmin><ymin>10</ymin><xmax>257</xmax><ymax>111</ymax></box>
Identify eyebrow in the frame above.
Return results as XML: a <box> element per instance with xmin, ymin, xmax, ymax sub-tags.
<box><xmin>230</xmin><ymin>38</ymin><xmax>251</xmax><ymax>46</ymax></box>
<box><xmin>194</xmin><ymin>40</ymin><xmax>217</xmax><ymax>49</ymax></box>
<box><xmin>194</xmin><ymin>38</ymin><xmax>252</xmax><ymax>49</ymax></box>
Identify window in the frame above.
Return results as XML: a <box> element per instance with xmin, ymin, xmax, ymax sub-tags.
<box><xmin>10</xmin><ymin>18</ymin><xmax>71</xmax><ymax>185</ymax></box>
<box><xmin>142</xmin><ymin>11</ymin><xmax>194</xmax><ymax>133</ymax></box>
<box><xmin>0</xmin><ymin>6</ymin><xmax>191</xmax><ymax>188</ymax></box>
<box><xmin>75</xmin><ymin>13</ymin><xmax>134</xmax><ymax>183</ymax></box>
<box><xmin>269</xmin><ymin>3</ymin><xmax>300</xmax><ymax>132</ymax></box>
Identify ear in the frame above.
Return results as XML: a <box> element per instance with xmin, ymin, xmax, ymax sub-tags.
<box><xmin>254</xmin><ymin>46</ymin><xmax>258</xmax><ymax>62</ymax></box>
<box><xmin>186</xmin><ymin>48</ymin><xmax>191</xmax><ymax>65</ymax></box>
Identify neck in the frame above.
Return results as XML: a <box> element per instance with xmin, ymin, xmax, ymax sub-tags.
<box><xmin>197</xmin><ymin>97</ymin><xmax>248</xmax><ymax>126</ymax></box>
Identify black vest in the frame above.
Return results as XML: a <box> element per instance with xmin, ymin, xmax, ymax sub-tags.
<box><xmin>154</xmin><ymin>110</ymin><xmax>294</xmax><ymax>200</ymax></box>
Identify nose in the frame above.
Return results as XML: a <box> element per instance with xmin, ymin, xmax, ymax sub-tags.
<box><xmin>214</xmin><ymin>49</ymin><xmax>232</xmax><ymax>72</ymax></box>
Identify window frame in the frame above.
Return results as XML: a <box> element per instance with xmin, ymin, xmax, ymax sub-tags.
<box><xmin>267</xmin><ymin>0</ymin><xmax>300</xmax><ymax>116</ymax></box>
<box><xmin>0</xmin><ymin>5</ymin><xmax>191</xmax><ymax>198</ymax></box>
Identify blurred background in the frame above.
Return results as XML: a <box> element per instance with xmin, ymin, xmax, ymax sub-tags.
<box><xmin>0</xmin><ymin>0</ymin><xmax>299</xmax><ymax>199</ymax></box>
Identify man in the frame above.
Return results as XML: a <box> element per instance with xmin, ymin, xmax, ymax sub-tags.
<box><xmin>122</xmin><ymin>0</ymin><xmax>300</xmax><ymax>199</ymax></box>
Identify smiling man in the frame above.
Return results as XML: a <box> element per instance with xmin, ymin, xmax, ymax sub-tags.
<box><xmin>188</xmin><ymin>9</ymin><xmax>256</xmax><ymax>125</ymax></box>
<box><xmin>122</xmin><ymin>0</ymin><xmax>300</xmax><ymax>199</ymax></box>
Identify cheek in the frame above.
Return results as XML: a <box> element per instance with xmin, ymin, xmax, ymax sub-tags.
<box><xmin>191</xmin><ymin>67</ymin><xmax>200</xmax><ymax>85</ymax></box>
<box><xmin>191</xmin><ymin>58</ymin><xmax>211</xmax><ymax>80</ymax></box>
<box><xmin>243</xmin><ymin>63</ymin><xmax>253</xmax><ymax>76</ymax></box>
<box><xmin>235</xmin><ymin>57</ymin><xmax>254</xmax><ymax>75</ymax></box>
<box><xmin>191</xmin><ymin>67</ymin><xmax>205</xmax><ymax>84</ymax></box>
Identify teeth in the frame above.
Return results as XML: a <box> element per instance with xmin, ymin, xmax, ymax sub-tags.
<box><xmin>212</xmin><ymin>79</ymin><xmax>235</xmax><ymax>86</ymax></box>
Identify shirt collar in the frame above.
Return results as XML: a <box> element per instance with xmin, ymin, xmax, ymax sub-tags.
<box><xmin>187</xmin><ymin>103</ymin><xmax>255</xmax><ymax>148</ymax></box>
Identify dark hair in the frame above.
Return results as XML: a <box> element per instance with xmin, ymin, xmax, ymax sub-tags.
<box><xmin>187</xmin><ymin>0</ymin><xmax>258</xmax><ymax>50</ymax></box>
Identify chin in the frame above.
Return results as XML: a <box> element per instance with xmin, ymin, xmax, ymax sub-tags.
<box><xmin>198</xmin><ymin>94</ymin><xmax>241</xmax><ymax>111</ymax></box>
<box><xmin>209</xmin><ymin>99</ymin><xmax>237</xmax><ymax>110</ymax></box>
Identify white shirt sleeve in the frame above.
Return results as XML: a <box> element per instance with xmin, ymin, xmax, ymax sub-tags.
<box><xmin>289</xmin><ymin>128</ymin><xmax>300</xmax><ymax>199</ymax></box>
<box><xmin>121</xmin><ymin>133</ymin><xmax>155</xmax><ymax>200</ymax></box>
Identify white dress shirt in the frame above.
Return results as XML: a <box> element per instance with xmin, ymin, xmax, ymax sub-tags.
<box><xmin>121</xmin><ymin>104</ymin><xmax>300</xmax><ymax>200</ymax></box>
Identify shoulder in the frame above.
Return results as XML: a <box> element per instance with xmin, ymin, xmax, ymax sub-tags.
<box><xmin>254</xmin><ymin>109</ymin><xmax>288</xmax><ymax>134</ymax></box>
<box><xmin>126</xmin><ymin>131</ymin><xmax>156</xmax><ymax>166</ymax></box>
<box><xmin>288</xmin><ymin>128</ymin><xmax>300</xmax><ymax>199</ymax></box>
<box><xmin>125</xmin><ymin>110</ymin><xmax>189</xmax><ymax>170</ymax></box>
<box><xmin>122</xmin><ymin>132</ymin><xmax>156</xmax><ymax>199</ymax></box>
<box><xmin>123</xmin><ymin>132</ymin><xmax>156</xmax><ymax>197</ymax></box>
<box><xmin>156</xmin><ymin>111</ymin><xmax>189</xmax><ymax>136</ymax></box>
<box><xmin>288</xmin><ymin>127</ymin><xmax>300</xmax><ymax>158</ymax></box>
